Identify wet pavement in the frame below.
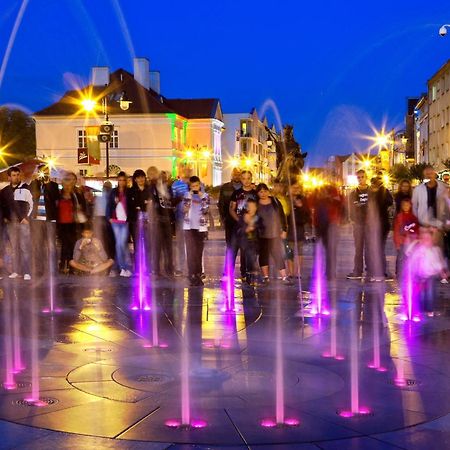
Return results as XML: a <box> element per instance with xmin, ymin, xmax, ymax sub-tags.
<box><xmin>0</xmin><ymin>226</ymin><xmax>448</xmax><ymax>449</ymax></box>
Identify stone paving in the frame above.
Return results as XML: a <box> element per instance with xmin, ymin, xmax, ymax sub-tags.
<box><xmin>0</xmin><ymin>225</ymin><xmax>448</xmax><ymax>449</ymax></box>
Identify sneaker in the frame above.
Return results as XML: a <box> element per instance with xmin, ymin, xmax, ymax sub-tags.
<box><xmin>23</xmin><ymin>274</ymin><xmax>31</xmax><ymax>281</ymax></box>
<box><xmin>346</xmin><ymin>273</ymin><xmax>362</xmax><ymax>280</ymax></box>
<box><xmin>282</xmin><ymin>276</ymin><xmax>293</xmax><ymax>286</ymax></box>
<box><xmin>8</xmin><ymin>272</ymin><xmax>19</xmax><ymax>279</ymax></box>
<box><xmin>261</xmin><ymin>277</ymin><xmax>270</xmax><ymax>285</ymax></box>
<box><xmin>384</xmin><ymin>273</ymin><xmax>394</xmax><ymax>281</ymax></box>
<box><xmin>174</xmin><ymin>270</ymin><xmax>183</xmax><ymax>277</ymax></box>
<box><xmin>121</xmin><ymin>269</ymin><xmax>132</xmax><ymax>278</ymax></box>
<box><xmin>368</xmin><ymin>276</ymin><xmax>384</xmax><ymax>282</ymax></box>
<box><xmin>440</xmin><ymin>278</ymin><xmax>449</xmax><ymax>284</ymax></box>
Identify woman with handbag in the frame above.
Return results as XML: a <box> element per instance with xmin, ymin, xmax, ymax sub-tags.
<box><xmin>57</xmin><ymin>171</ymin><xmax>87</xmax><ymax>273</ymax></box>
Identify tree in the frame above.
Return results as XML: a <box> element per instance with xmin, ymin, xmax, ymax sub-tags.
<box><xmin>389</xmin><ymin>164</ymin><xmax>411</xmax><ymax>182</ymax></box>
<box><xmin>409</xmin><ymin>163</ymin><xmax>429</xmax><ymax>182</ymax></box>
<box><xmin>443</xmin><ymin>158</ymin><xmax>450</xmax><ymax>170</ymax></box>
<box><xmin>0</xmin><ymin>107</ymin><xmax>36</xmax><ymax>168</ymax></box>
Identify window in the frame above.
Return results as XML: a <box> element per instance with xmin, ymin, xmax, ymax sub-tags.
<box><xmin>79</xmin><ymin>169</ymin><xmax>88</xmax><ymax>176</ymax></box>
<box><xmin>431</xmin><ymin>85</ymin><xmax>437</xmax><ymax>101</ymax></box>
<box><xmin>110</xmin><ymin>129</ymin><xmax>119</xmax><ymax>148</ymax></box>
<box><xmin>77</xmin><ymin>129</ymin><xmax>87</xmax><ymax>148</ymax></box>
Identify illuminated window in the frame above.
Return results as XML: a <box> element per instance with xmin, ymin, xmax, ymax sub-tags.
<box><xmin>77</xmin><ymin>129</ymin><xmax>87</xmax><ymax>148</ymax></box>
<box><xmin>111</xmin><ymin>129</ymin><xmax>119</xmax><ymax>148</ymax></box>
<box><xmin>432</xmin><ymin>85</ymin><xmax>437</xmax><ymax>101</ymax></box>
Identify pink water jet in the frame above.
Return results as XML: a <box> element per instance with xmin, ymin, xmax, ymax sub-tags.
<box><xmin>310</xmin><ymin>241</ymin><xmax>329</xmax><ymax>316</ymax></box>
<box><xmin>261</xmin><ymin>417</ymin><xmax>300</xmax><ymax>428</ymax></box>
<box><xmin>222</xmin><ymin>249</ymin><xmax>235</xmax><ymax>312</ymax></box>
<box><xmin>132</xmin><ymin>212</ymin><xmax>150</xmax><ymax>311</ymax></box>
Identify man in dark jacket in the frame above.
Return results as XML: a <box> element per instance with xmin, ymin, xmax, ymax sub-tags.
<box><xmin>218</xmin><ymin>167</ymin><xmax>242</xmax><ymax>248</ymax></box>
<box><xmin>347</xmin><ymin>169</ymin><xmax>369</xmax><ymax>279</ymax></box>
<box><xmin>29</xmin><ymin>164</ymin><xmax>59</xmax><ymax>276</ymax></box>
<box><xmin>368</xmin><ymin>177</ymin><xmax>394</xmax><ymax>280</ymax></box>
<box><xmin>1</xmin><ymin>167</ymin><xmax>33</xmax><ymax>280</ymax></box>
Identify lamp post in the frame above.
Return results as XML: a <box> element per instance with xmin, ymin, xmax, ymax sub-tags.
<box><xmin>439</xmin><ymin>24</ymin><xmax>450</xmax><ymax>36</ymax></box>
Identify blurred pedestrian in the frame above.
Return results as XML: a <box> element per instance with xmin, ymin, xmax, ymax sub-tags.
<box><xmin>347</xmin><ymin>169</ymin><xmax>370</xmax><ymax>279</ymax></box>
<box><xmin>30</xmin><ymin>164</ymin><xmax>59</xmax><ymax>276</ymax></box>
<box><xmin>256</xmin><ymin>183</ymin><xmax>291</xmax><ymax>285</ymax></box>
<box><xmin>218</xmin><ymin>167</ymin><xmax>242</xmax><ymax>248</ymax></box>
<box><xmin>183</xmin><ymin>176</ymin><xmax>210</xmax><ymax>286</ymax></box>
<box><xmin>106</xmin><ymin>172</ymin><xmax>132</xmax><ymax>277</ymax></box>
<box><xmin>1</xmin><ymin>167</ymin><xmax>33</xmax><ymax>280</ymax></box>
<box><xmin>57</xmin><ymin>171</ymin><xmax>87</xmax><ymax>273</ymax></box>
<box><xmin>171</xmin><ymin>166</ymin><xmax>192</xmax><ymax>276</ymax></box>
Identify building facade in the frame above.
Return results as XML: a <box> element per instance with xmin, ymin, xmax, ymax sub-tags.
<box><xmin>428</xmin><ymin>60</ymin><xmax>450</xmax><ymax>169</ymax></box>
<box><xmin>221</xmin><ymin>110</ymin><xmax>278</xmax><ymax>183</ymax></box>
<box><xmin>34</xmin><ymin>58</ymin><xmax>224</xmax><ymax>186</ymax></box>
<box><xmin>414</xmin><ymin>94</ymin><xmax>429</xmax><ymax>164</ymax></box>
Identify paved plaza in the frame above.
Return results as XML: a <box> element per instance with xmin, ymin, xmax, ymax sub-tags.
<box><xmin>0</xmin><ymin>226</ymin><xmax>448</xmax><ymax>449</ymax></box>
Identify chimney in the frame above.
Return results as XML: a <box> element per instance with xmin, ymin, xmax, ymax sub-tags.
<box><xmin>91</xmin><ymin>66</ymin><xmax>109</xmax><ymax>86</ymax></box>
<box><xmin>133</xmin><ymin>57</ymin><xmax>150</xmax><ymax>90</ymax></box>
<box><xmin>149</xmin><ymin>71</ymin><xmax>161</xmax><ymax>94</ymax></box>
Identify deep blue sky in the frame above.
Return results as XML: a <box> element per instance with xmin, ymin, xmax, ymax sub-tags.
<box><xmin>1</xmin><ymin>0</ymin><xmax>449</xmax><ymax>166</ymax></box>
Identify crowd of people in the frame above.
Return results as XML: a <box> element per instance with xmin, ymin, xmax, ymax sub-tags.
<box><xmin>0</xmin><ymin>162</ymin><xmax>448</xmax><ymax>310</ymax></box>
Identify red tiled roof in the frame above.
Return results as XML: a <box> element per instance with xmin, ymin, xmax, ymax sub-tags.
<box><xmin>164</xmin><ymin>98</ymin><xmax>221</xmax><ymax>119</ymax></box>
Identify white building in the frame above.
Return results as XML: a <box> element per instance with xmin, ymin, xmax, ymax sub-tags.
<box><xmin>221</xmin><ymin>109</ymin><xmax>278</xmax><ymax>183</ymax></box>
<box><xmin>34</xmin><ymin>58</ymin><xmax>224</xmax><ymax>186</ymax></box>
<box><xmin>428</xmin><ymin>60</ymin><xmax>450</xmax><ymax>169</ymax></box>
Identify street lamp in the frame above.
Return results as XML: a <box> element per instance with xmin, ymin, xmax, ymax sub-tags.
<box><xmin>81</xmin><ymin>95</ymin><xmax>114</xmax><ymax>178</ymax></box>
<box><xmin>439</xmin><ymin>24</ymin><xmax>450</xmax><ymax>36</ymax></box>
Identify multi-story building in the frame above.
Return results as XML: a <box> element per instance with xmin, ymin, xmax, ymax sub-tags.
<box><xmin>221</xmin><ymin>109</ymin><xmax>278</xmax><ymax>183</ymax></box>
<box><xmin>428</xmin><ymin>59</ymin><xmax>450</xmax><ymax>169</ymax></box>
<box><xmin>414</xmin><ymin>94</ymin><xmax>429</xmax><ymax>164</ymax></box>
<box><xmin>405</xmin><ymin>97</ymin><xmax>419</xmax><ymax>163</ymax></box>
<box><xmin>34</xmin><ymin>57</ymin><xmax>224</xmax><ymax>186</ymax></box>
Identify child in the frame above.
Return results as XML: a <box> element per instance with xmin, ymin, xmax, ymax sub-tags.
<box><xmin>286</xmin><ymin>195</ymin><xmax>311</xmax><ymax>278</ymax></box>
<box><xmin>69</xmin><ymin>224</ymin><xmax>114</xmax><ymax>275</ymax></box>
<box><xmin>237</xmin><ymin>198</ymin><xmax>260</xmax><ymax>284</ymax></box>
<box><xmin>405</xmin><ymin>227</ymin><xmax>448</xmax><ymax>318</ymax></box>
<box><xmin>183</xmin><ymin>176</ymin><xmax>210</xmax><ymax>286</ymax></box>
<box><xmin>393</xmin><ymin>198</ymin><xmax>419</xmax><ymax>277</ymax></box>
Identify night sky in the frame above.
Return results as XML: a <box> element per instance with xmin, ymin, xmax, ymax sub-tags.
<box><xmin>1</xmin><ymin>0</ymin><xmax>449</xmax><ymax>166</ymax></box>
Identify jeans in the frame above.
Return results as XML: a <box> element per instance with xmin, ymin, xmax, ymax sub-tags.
<box><xmin>230</xmin><ymin>224</ymin><xmax>247</xmax><ymax>278</ymax></box>
<box><xmin>149</xmin><ymin>219</ymin><xmax>173</xmax><ymax>275</ymax></box>
<box><xmin>353</xmin><ymin>223</ymin><xmax>369</xmax><ymax>275</ymax></box>
<box><xmin>184</xmin><ymin>229</ymin><xmax>206</xmax><ymax>278</ymax></box>
<box><xmin>7</xmin><ymin>222</ymin><xmax>31</xmax><ymax>275</ymax></box>
<box><xmin>412</xmin><ymin>277</ymin><xmax>436</xmax><ymax>313</ymax></box>
<box><xmin>31</xmin><ymin>220</ymin><xmax>56</xmax><ymax>276</ymax></box>
<box><xmin>111</xmin><ymin>222</ymin><xmax>131</xmax><ymax>271</ymax></box>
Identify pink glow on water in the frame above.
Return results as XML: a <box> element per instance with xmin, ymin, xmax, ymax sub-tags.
<box><xmin>322</xmin><ymin>351</ymin><xmax>332</xmax><ymax>358</ymax></box>
<box><xmin>359</xmin><ymin>406</ymin><xmax>371</xmax><ymax>415</ymax></box>
<box><xmin>335</xmin><ymin>355</ymin><xmax>345</xmax><ymax>361</ymax></box>
<box><xmin>190</xmin><ymin>419</ymin><xmax>207</xmax><ymax>428</ymax></box>
<box><xmin>159</xmin><ymin>343</ymin><xmax>169</xmax><ymax>348</ymax></box>
<box><xmin>284</xmin><ymin>418</ymin><xmax>300</xmax><ymax>426</ymax></box>
<box><xmin>376</xmin><ymin>366</ymin><xmax>387</xmax><ymax>372</ymax></box>
<box><xmin>394</xmin><ymin>377</ymin><xmax>407</xmax><ymax>387</ymax></box>
<box><xmin>165</xmin><ymin>419</ymin><xmax>181</xmax><ymax>428</ymax></box>
<box><xmin>339</xmin><ymin>410</ymin><xmax>353</xmax><ymax>418</ymax></box>
<box><xmin>144</xmin><ymin>305</ymin><xmax>151</xmax><ymax>311</ymax></box>
<box><xmin>412</xmin><ymin>316</ymin><xmax>421</xmax><ymax>323</ymax></box>
<box><xmin>3</xmin><ymin>382</ymin><xmax>17</xmax><ymax>390</ymax></box>
<box><xmin>261</xmin><ymin>418</ymin><xmax>277</xmax><ymax>428</ymax></box>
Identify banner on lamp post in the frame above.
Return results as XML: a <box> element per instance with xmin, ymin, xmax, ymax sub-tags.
<box><xmin>86</xmin><ymin>126</ymin><xmax>100</xmax><ymax>165</ymax></box>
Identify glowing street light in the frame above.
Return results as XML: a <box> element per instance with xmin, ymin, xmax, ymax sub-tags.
<box><xmin>81</xmin><ymin>98</ymin><xmax>96</xmax><ymax>112</ymax></box>
<box><xmin>439</xmin><ymin>24</ymin><xmax>450</xmax><ymax>36</ymax></box>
